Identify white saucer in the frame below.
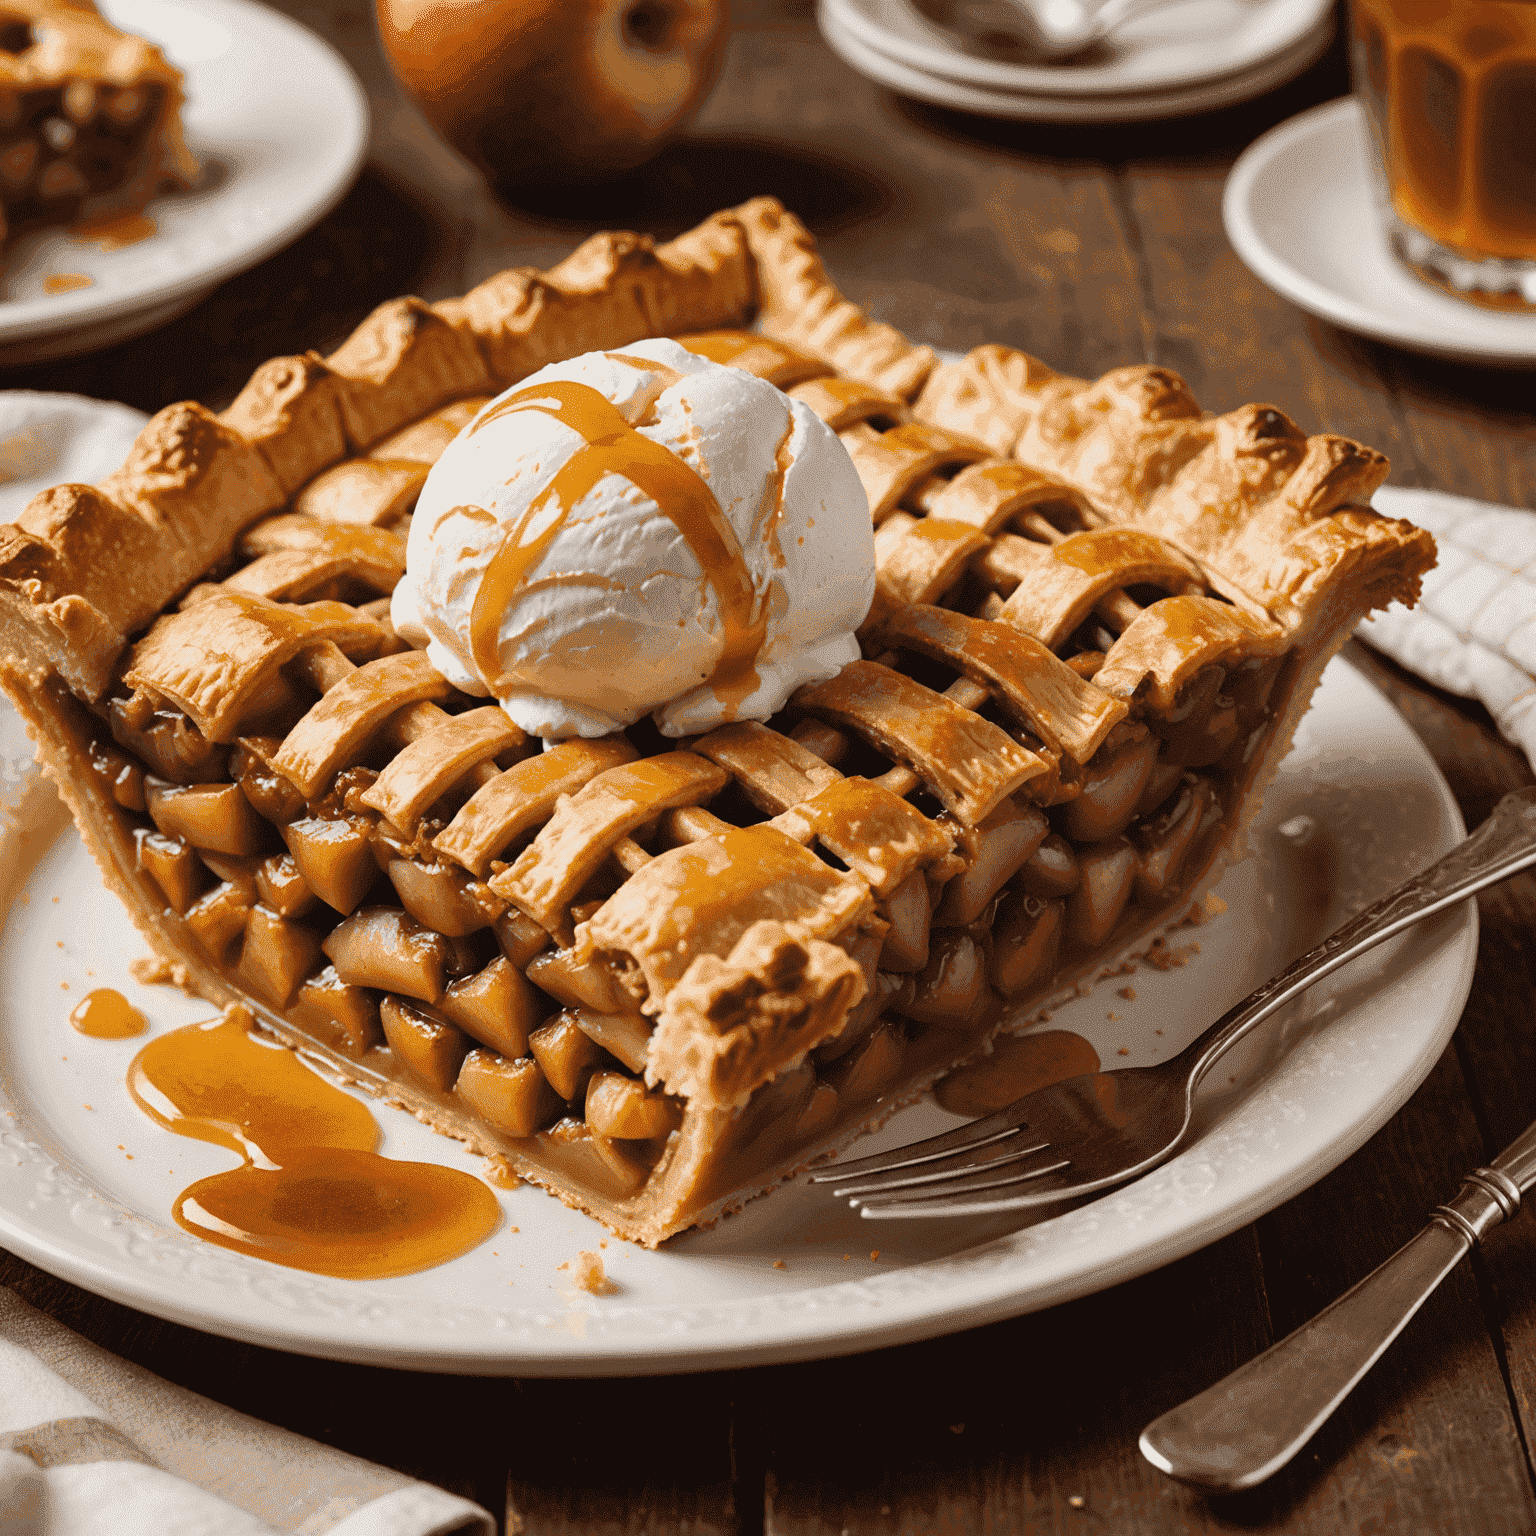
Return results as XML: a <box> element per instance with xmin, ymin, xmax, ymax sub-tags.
<box><xmin>0</xmin><ymin>0</ymin><xmax>368</xmax><ymax>365</ymax></box>
<box><xmin>820</xmin><ymin>4</ymin><xmax>1332</xmax><ymax>121</ymax></box>
<box><xmin>1223</xmin><ymin>98</ymin><xmax>1536</xmax><ymax>367</ymax></box>
<box><xmin>824</xmin><ymin>0</ymin><xmax>1332</xmax><ymax>96</ymax></box>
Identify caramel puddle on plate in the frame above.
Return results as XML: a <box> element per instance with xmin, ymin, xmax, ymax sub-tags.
<box><xmin>43</xmin><ymin>273</ymin><xmax>92</xmax><ymax>293</ymax></box>
<box><xmin>128</xmin><ymin>1013</ymin><xmax>499</xmax><ymax>1278</ymax></box>
<box><xmin>935</xmin><ymin>1029</ymin><xmax>1101</xmax><ymax>1118</ymax></box>
<box><xmin>70</xmin><ymin>987</ymin><xmax>146</xmax><ymax>1038</ymax></box>
<box><xmin>71</xmin><ymin>210</ymin><xmax>156</xmax><ymax>250</ymax></box>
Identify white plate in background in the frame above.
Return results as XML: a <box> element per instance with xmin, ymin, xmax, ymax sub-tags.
<box><xmin>1224</xmin><ymin>98</ymin><xmax>1536</xmax><ymax>367</ymax></box>
<box><xmin>820</xmin><ymin>5</ymin><xmax>1333</xmax><ymax>121</ymax></box>
<box><xmin>0</xmin><ymin>392</ymin><xmax>147</xmax><ymax>518</ymax></box>
<box><xmin>824</xmin><ymin>0</ymin><xmax>1332</xmax><ymax>97</ymax></box>
<box><xmin>0</xmin><ymin>0</ymin><xmax>367</xmax><ymax>363</ymax></box>
<box><xmin>0</xmin><ymin>658</ymin><xmax>1476</xmax><ymax>1374</ymax></box>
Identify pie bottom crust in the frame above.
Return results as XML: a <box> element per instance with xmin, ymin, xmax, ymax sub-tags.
<box><xmin>0</xmin><ymin>198</ymin><xmax>1437</xmax><ymax>1247</ymax></box>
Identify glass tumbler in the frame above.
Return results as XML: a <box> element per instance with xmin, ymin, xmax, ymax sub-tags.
<box><xmin>1350</xmin><ymin>0</ymin><xmax>1536</xmax><ymax>308</ymax></box>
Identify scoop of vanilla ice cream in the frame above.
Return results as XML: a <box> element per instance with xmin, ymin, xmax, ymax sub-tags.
<box><xmin>392</xmin><ymin>337</ymin><xmax>875</xmax><ymax>739</ymax></box>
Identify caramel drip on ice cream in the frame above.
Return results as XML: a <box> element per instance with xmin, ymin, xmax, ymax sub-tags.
<box><xmin>468</xmin><ymin>380</ymin><xmax>766</xmax><ymax>715</ymax></box>
<box><xmin>679</xmin><ymin>333</ymin><xmax>780</xmax><ymax>366</ymax></box>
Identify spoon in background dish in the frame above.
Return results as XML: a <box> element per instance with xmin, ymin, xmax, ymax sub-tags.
<box><xmin>913</xmin><ymin>0</ymin><xmax>1203</xmax><ymax>62</ymax></box>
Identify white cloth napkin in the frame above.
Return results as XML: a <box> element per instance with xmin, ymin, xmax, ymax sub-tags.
<box><xmin>1360</xmin><ymin>486</ymin><xmax>1536</xmax><ymax>770</ymax></box>
<box><xmin>0</xmin><ymin>1289</ymin><xmax>494</xmax><ymax>1536</ymax></box>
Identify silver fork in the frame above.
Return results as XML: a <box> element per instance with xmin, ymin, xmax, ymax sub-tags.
<box><xmin>812</xmin><ymin>786</ymin><xmax>1536</xmax><ymax>1220</ymax></box>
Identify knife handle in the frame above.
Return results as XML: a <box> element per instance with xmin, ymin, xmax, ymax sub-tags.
<box><xmin>1139</xmin><ymin>1167</ymin><xmax>1523</xmax><ymax>1492</ymax></box>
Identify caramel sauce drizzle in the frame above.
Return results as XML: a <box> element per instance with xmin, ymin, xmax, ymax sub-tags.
<box><xmin>128</xmin><ymin>1015</ymin><xmax>499</xmax><ymax>1279</ymax></box>
<box><xmin>934</xmin><ymin>1029</ymin><xmax>1100</xmax><ymax>1118</ymax></box>
<box><xmin>677</xmin><ymin>333</ymin><xmax>796</xmax><ymax>368</ymax></box>
<box><xmin>467</xmin><ymin>379</ymin><xmax>766</xmax><ymax>717</ymax></box>
<box><xmin>69</xmin><ymin>988</ymin><xmax>146</xmax><ymax>1038</ymax></box>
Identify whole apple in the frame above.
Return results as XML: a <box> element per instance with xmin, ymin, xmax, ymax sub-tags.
<box><xmin>376</xmin><ymin>0</ymin><xmax>727</xmax><ymax>187</ymax></box>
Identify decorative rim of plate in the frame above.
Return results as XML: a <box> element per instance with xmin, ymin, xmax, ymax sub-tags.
<box><xmin>0</xmin><ymin>0</ymin><xmax>367</xmax><ymax>343</ymax></box>
<box><xmin>1223</xmin><ymin>98</ymin><xmax>1536</xmax><ymax>367</ymax></box>
<box><xmin>0</xmin><ymin>660</ymin><xmax>1478</xmax><ymax>1375</ymax></box>
<box><xmin>822</xmin><ymin>0</ymin><xmax>1333</xmax><ymax>97</ymax></box>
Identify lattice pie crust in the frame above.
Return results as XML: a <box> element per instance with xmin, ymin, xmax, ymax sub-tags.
<box><xmin>0</xmin><ymin>199</ymin><xmax>1435</xmax><ymax>1246</ymax></box>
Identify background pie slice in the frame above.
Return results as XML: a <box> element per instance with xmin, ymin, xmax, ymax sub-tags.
<box><xmin>0</xmin><ymin>198</ymin><xmax>1436</xmax><ymax>1246</ymax></box>
<box><xmin>0</xmin><ymin>0</ymin><xmax>195</xmax><ymax>255</ymax></box>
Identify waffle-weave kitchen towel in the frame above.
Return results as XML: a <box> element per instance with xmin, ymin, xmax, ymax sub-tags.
<box><xmin>1360</xmin><ymin>486</ymin><xmax>1536</xmax><ymax>770</ymax></box>
<box><xmin>0</xmin><ymin>1288</ymin><xmax>494</xmax><ymax>1536</ymax></box>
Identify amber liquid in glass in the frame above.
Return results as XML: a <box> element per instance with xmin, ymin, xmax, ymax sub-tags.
<box><xmin>1351</xmin><ymin>0</ymin><xmax>1536</xmax><ymax>304</ymax></box>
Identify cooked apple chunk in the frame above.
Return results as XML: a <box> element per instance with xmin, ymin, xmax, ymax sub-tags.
<box><xmin>146</xmin><ymin>778</ymin><xmax>272</xmax><ymax>856</ymax></box>
<box><xmin>437</xmin><ymin>955</ymin><xmax>546</xmax><ymax>1059</ymax></box>
<box><xmin>456</xmin><ymin>1050</ymin><xmax>561</xmax><ymax>1138</ymax></box>
<box><xmin>585</xmin><ymin>1072</ymin><xmax>682</xmax><ymax>1140</ymax></box>
<box><xmin>323</xmin><ymin>907</ymin><xmax>451</xmax><ymax>1002</ymax></box>
<box><xmin>379</xmin><ymin>995</ymin><xmax>470</xmax><ymax>1091</ymax></box>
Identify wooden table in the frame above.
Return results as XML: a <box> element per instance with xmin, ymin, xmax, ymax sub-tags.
<box><xmin>5</xmin><ymin>1</ymin><xmax>1536</xmax><ymax>1529</ymax></box>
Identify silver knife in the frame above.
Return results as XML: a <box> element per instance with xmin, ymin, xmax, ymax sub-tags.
<box><xmin>1139</xmin><ymin>1117</ymin><xmax>1536</xmax><ymax>1491</ymax></box>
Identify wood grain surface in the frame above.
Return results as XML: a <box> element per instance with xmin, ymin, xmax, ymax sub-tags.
<box><xmin>4</xmin><ymin>1</ymin><xmax>1536</xmax><ymax>1531</ymax></box>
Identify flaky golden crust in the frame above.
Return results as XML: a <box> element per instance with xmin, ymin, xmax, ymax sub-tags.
<box><xmin>910</xmin><ymin>348</ymin><xmax>1434</xmax><ymax>633</ymax></box>
<box><xmin>733</xmin><ymin>197</ymin><xmax>938</xmax><ymax>399</ymax></box>
<box><xmin>0</xmin><ymin>196</ymin><xmax>1428</xmax><ymax>701</ymax></box>
<box><xmin>646</xmin><ymin>922</ymin><xmax>866</xmax><ymax>1111</ymax></box>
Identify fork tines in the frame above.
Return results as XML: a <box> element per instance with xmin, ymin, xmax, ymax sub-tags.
<box><xmin>808</xmin><ymin>1101</ymin><xmax>1075</xmax><ymax>1216</ymax></box>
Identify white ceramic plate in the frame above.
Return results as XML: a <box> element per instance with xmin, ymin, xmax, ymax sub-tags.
<box><xmin>824</xmin><ymin>0</ymin><xmax>1332</xmax><ymax>96</ymax></box>
<box><xmin>0</xmin><ymin>0</ymin><xmax>367</xmax><ymax>364</ymax></box>
<box><xmin>0</xmin><ymin>393</ymin><xmax>148</xmax><ymax>519</ymax></box>
<box><xmin>1223</xmin><ymin>99</ymin><xmax>1536</xmax><ymax>367</ymax></box>
<box><xmin>820</xmin><ymin>5</ymin><xmax>1333</xmax><ymax>122</ymax></box>
<box><xmin>0</xmin><ymin>657</ymin><xmax>1475</xmax><ymax>1374</ymax></box>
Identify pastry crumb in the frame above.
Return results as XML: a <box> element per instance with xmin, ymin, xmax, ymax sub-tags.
<box><xmin>129</xmin><ymin>954</ymin><xmax>194</xmax><ymax>992</ymax></box>
<box><xmin>843</xmin><ymin>1253</ymin><xmax>851</xmax><ymax>1261</ymax></box>
<box><xmin>1137</xmin><ymin>938</ymin><xmax>1200</xmax><ymax>971</ymax></box>
<box><xmin>558</xmin><ymin>1250</ymin><xmax>617</xmax><ymax>1295</ymax></box>
<box><xmin>482</xmin><ymin>1156</ymin><xmax>522</xmax><ymax>1188</ymax></box>
<box><xmin>869</xmin><ymin>1249</ymin><xmax>880</xmax><ymax>1261</ymax></box>
<box><xmin>949</xmin><ymin>1423</ymin><xmax>965</xmax><ymax>1434</ymax></box>
<box><xmin>1118</xmin><ymin>987</ymin><xmax>1136</xmax><ymax>1000</ymax></box>
<box><xmin>1069</xmin><ymin>1494</ymin><xmax>1085</xmax><ymax>1509</ymax></box>
<box><xmin>772</xmin><ymin>1259</ymin><xmax>787</xmax><ymax>1270</ymax></box>
<box><xmin>1117</xmin><ymin>1047</ymin><xmax>1129</xmax><ymax>1056</ymax></box>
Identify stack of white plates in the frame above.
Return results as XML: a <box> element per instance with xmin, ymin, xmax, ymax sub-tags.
<box><xmin>819</xmin><ymin>0</ymin><xmax>1334</xmax><ymax>122</ymax></box>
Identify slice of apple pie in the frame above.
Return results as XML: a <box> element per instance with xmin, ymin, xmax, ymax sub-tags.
<box><xmin>0</xmin><ymin>198</ymin><xmax>1435</xmax><ymax>1246</ymax></box>
<box><xmin>0</xmin><ymin>0</ymin><xmax>195</xmax><ymax>255</ymax></box>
